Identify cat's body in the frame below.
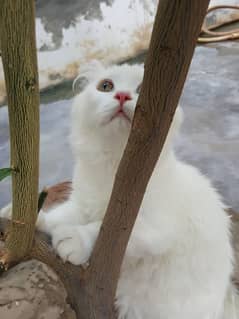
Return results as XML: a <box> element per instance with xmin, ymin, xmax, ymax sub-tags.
<box><xmin>1</xmin><ymin>63</ymin><xmax>238</xmax><ymax>318</ymax></box>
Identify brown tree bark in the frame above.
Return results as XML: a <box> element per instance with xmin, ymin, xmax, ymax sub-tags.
<box><xmin>0</xmin><ymin>1</ymin><xmax>39</xmax><ymax>262</ymax></box>
<box><xmin>82</xmin><ymin>1</ymin><xmax>210</xmax><ymax>318</ymax></box>
<box><xmin>0</xmin><ymin>1</ymin><xmax>210</xmax><ymax>318</ymax></box>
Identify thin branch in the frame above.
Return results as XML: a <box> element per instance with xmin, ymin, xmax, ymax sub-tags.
<box><xmin>0</xmin><ymin>0</ymin><xmax>40</xmax><ymax>263</ymax></box>
<box><xmin>84</xmin><ymin>1</ymin><xmax>210</xmax><ymax>318</ymax></box>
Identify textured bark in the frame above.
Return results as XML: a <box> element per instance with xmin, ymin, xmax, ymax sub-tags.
<box><xmin>0</xmin><ymin>1</ymin><xmax>39</xmax><ymax>261</ymax></box>
<box><xmin>82</xmin><ymin>1</ymin><xmax>210</xmax><ymax>318</ymax></box>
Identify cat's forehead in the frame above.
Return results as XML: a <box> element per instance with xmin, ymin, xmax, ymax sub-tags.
<box><xmin>98</xmin><ymin>64</ymin><xmax>143</xmax><ymax>86</ymax></box>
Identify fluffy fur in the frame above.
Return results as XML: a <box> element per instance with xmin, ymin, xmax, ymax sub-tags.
<box><xmin>1</xmin><ymin>62</ymin><xmax>238</xmax><ymax>318</ymax></box>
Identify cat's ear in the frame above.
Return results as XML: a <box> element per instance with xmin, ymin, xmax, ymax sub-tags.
<box><xmin>73</xmin><ymin>60</ymin><xmax>104</xmax><ymax>93</ymax></box>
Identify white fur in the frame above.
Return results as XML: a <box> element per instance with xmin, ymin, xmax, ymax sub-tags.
<box><xmin>1</xmin><ymin>63</ymin><xmax>238</xmax><ymax>318</ymax></box>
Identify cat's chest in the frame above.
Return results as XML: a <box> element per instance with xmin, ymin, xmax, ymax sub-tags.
<box><xmin>72</xmin><ymin>164</ymin><xmax>119</xmax><ymax>222</ymax></box>
<box><xmin>72</xmin><ymin>187</ymin><xmax>110</xmax><ymax>223</ymax></box>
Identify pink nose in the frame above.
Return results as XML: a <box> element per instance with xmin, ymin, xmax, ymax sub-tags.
<box><xmin>114</xmin><ymin>92</ymin><xmax>132</xmax><ymax>106</ymax></box>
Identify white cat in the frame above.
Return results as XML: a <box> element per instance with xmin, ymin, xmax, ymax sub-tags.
<box><xmin>1</xmin><ymin>62</ymin><xmax>239</xmax><ymax>318</ymax></box>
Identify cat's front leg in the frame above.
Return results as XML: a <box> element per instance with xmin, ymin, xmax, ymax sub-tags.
<box><xmin>37</xmin><ymin>200</ymin><xmax>81</xmax><ymax>233</ymax></box>
<box><xmin>51</xmin><ymin>221</ymin><xmax>101</xmax><ymax>265</ymax></box>
<box><xmin>0</xmin><ymin>200</ymin><xmax>76</xmax><ymax>234</ymax></box>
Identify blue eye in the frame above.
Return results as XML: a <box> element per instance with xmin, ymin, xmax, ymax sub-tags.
<box><xmin>97</xmin><ymin>79</ymin><xmax>114</xmax><ymax>92</ymax></box>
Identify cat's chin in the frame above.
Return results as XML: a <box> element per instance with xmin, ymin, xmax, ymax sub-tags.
<box><xmin>111</xmin><ymin>110</ymin><xmax>131</xmax><ymax>123</ymax></box>
<box><xmin>102</xmin><ymin>113</ymin><xmax>132</xmax><ymax>127</ymax></box>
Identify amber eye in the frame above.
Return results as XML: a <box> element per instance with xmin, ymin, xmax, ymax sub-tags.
<box><xmin>97</xmin><ymin>79</ymin><xmax>114</xmax><ymax>92</ymax></box>
<box><xmin>136</xmin><ymin>83</ymin><xmax>142</xmax><ymax>94</ymax></box>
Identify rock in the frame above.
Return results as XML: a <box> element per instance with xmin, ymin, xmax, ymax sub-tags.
<box><xmin>0</xmin><ymin>181</ymin><xmax>76</xmax><ymax>318</ymax></box>
<box><xmin>0</xmin><ymin>259</ymin><xmax>76</xmax><ymax>319</ymax></box>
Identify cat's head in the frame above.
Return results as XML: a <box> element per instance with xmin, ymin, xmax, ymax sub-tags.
<box><xmin>71</xmin><ymin>61</ymin><xmax>182</xmax><ymax>158</ymax></box>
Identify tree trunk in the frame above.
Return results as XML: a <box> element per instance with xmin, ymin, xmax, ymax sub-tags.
<box><xmin>0</xmin><ymin>0</ymin><xmax>39</xmax><ymax>262</ymax></box>
<box><xmin>82</xmin><ymin>1</ymin><xmax>210</xmax><ymax>318</ymax></box>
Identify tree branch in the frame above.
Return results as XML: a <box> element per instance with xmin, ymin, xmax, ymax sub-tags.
<box><xmin>82</xmin><ymin>1</ymin><xmax>210</xmax><ymax>318</ymax></box>
<box><xmin>0</xmin><ymin>0</ymin><xmax>39</xmax><ymax>262</ymax></box>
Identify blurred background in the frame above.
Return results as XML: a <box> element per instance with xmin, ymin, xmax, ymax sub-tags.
<box><xmin>1</xmin><ymin>0</ymin><xmax>239</xmax><ymax>211</ymax></box>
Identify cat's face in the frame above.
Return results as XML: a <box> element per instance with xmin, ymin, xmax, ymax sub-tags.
<box><xmin>71</xmin><ymin>61</ymin><xmax>182</xmax><ymax>155</ymax></box>
<box><xmin>73</xmin><ymin>63</ymin><xmax>143</xmax><ymax>127</ymax></box>
<box><xmin>72</xmin><ymin>62</ymin><xmax>144</xmax><ymax>150</ymax></box>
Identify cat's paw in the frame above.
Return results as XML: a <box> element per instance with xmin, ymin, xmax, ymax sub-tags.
<box><xmin>51</xmin><ymin>225</ymin><xmax>93</xmax><ymax>265</ymax></box>
<box><xmin>0</xmin><ymin>203</ymin><xmax>12</xmax><ymax>220</ymax></box>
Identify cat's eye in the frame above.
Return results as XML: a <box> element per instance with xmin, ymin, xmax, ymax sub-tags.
<box><xmin>97</xmin><ymin>79</ymin><xmax>114</xmax><ymax>92</ymax></box>
<box><xmin>136</xmin><ymin>83</ymin><xmax>142</xmax><ymax>94</ymax></box>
